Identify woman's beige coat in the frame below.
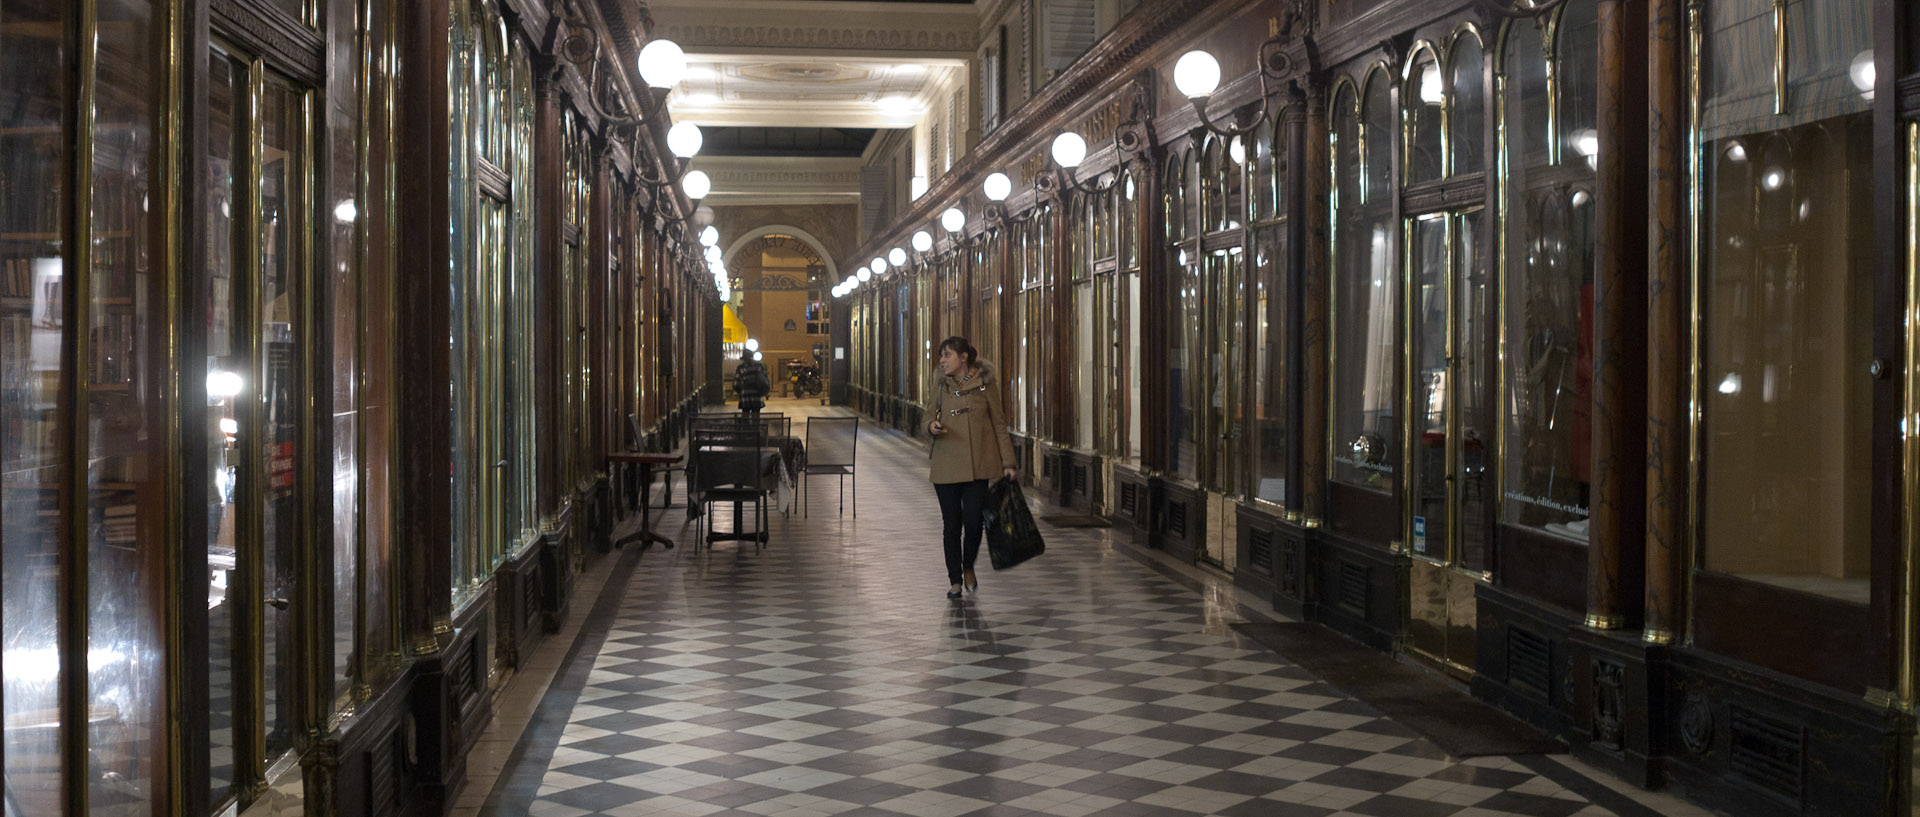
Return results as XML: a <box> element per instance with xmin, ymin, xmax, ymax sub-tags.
<box><xmin>927</xmin><ymin>360</ymin><xmax>1017</xmax><ymax>484</ymax></box>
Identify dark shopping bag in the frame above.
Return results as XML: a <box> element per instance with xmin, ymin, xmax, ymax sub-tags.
<box><xmin>984</xmin><ymin>478</ymin><xmax>1045</xmax><ymax>570</ymax></box>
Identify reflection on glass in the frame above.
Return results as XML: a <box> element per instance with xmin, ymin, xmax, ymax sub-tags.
<box><xmin>1696</xmin><ymin>0</ymin><xmax>1870</xmax><ymax>601</ymax></box>
<box><xmin>1206</xmin><ymin>248</ymin><xmax>1244</xmax><ymax>494</ymax></box>
<box><xmin>1559</xmin><ymin>1</ymin><xmax>1599</xmax><ymax>167</ymax></box>
<box><xmin>1457</xmin><ymin>210</ymin><xmax>1489</xmax><ymax>573</ymax></box>
<box><xmin>1173</xmin><ymin>252</ymin><xmax>1202</xmax><ymax>483</ymax></box>
<box><xmin>89</xmin><ymin>0</ymin><xmax>164</xmax><ymax>810</ymax></box>
<box><xmin>1702</xmin><ymin>118</ymin><xmax>1872</xmax><ymax>599</ymax></box>
<box><xmin>1</xmin><ymin>0</ymin><xmax>68</xmax><ymax>808</ymax></box>
<box><xmin>1408</xmin><ymin>216</ymin><xmax>1449</xmax><ymax>561</ymax></box>
<box><xmin>258</xmin><ymin>76</ymin><xmax>307</xmax><ymax>763</ymax></box>
<box><xmin>1506</xmin><ymin>16</ymin><xmax>1550</xmax><ymax>166</ymax></box>
<box><xmin>1252</xmin><ymin>228</ymin><xmax>1289</xmax><ymax>504</ymax></box>
<box><xmin>1450</xmin><ymin>35</ymin><xmax>1485</xmax><ymax>176</ymax></box>
<box><xmin>1075</xmin><ymin>281</ymin><xmax>1095</xmax><ymax>449</ymax></box>
<box><xmin>1500</xmin><ymin>1</ymin><xmax>1593</xmax><ymax>538</ymax></box>
<box><xmin>1331</xmin><ymin>78</ymin><xmax>1400</xmax><ymax>492</ymax></box>
<box><xmin>1126</xmin><ymin>271</ymin><xmax>1142</xmax><ymax>464</ymax></box>
<box><xmin>1406</xmin><ymin>50</ymin><xmax>1444</xmax><ymax>184</ymax></box>
<box><xmin>206</xmin><ymin>50</ymin><xmax>241</xmax><ymax>808</ymax></box>
<box><xmin>1253</xmin><ymin>120</ymin><xmax>1277</xmax><ymax>220</ymax></box>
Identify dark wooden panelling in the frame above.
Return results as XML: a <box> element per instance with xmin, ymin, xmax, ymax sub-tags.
<box><xmin>1497</xmin><ymin>525</ymin><xmax>1586</xmax><ymax>616</ymax></box>
<box><xmin>1326</xmin><ymin>481</ymin><xmax>1396</xmax><ymax>544</ymax></box>
<box><xmin>1690</xmin><ymin>570</ymin><xmax>1870</xmax><ymax>694</ymax></box>
<box><xmin>1308</xmin><ymin>530</ymin><xmax>1402</xmax><ymax>651</ymax></box>
<box><xmin>1658</xmin><ymin>648</ymin><xmax>1904</xmax><ymax>817</ymax></box>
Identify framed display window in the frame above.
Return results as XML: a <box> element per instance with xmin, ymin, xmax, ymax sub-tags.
<box><xmin>1694</xmin><ymin>0</ymin><xmax>1874</xmax><ymax>603</ymax></box>
<box><xmin>1328</xmin><ymin>69</ymin><xmax>1400</xmax><ymax>496</ymax></box>
<box><xmin>1498</xmin><ymin>3</ymin><xmax>1596</xmax><ymax>541</ymax></box>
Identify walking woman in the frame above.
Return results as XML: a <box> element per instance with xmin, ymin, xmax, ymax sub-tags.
<box><xmin>927</xmin><ymin>336</ymin><xmax>1018</xmax><ymax>599</ymax></box>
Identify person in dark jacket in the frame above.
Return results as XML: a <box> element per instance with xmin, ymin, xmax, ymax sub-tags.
<box><xmin>926</xmin><ymin>336</ymin><xmax>1017</xmax><ymax>599</ymax></box>
<box><xmin>736</xmin><ymin>355</ymin><xmax>770</xmax><ymax>414</ymax></box>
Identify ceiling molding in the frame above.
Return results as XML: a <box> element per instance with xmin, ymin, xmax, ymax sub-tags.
<box><xmin>698</xmin><ymin>157</ymin><xmax>864</xmax><ymax>197</ymax></box>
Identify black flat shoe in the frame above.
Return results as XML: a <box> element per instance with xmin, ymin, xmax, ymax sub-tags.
<box><xmin>946</xmin><ymin>584</ymin><xmax>963</xmax><ymax>599</ymax></box>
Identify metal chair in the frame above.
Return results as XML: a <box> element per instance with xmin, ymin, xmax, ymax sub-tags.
<box><xmin>690</xmin><ymin>424</ymin><xmax>771</xmax><ymax>549</ymax></box>
<box><xmin>800</xmin><ymin>416</ymin><xmax>859</xmax><ymax>517</ymax></box>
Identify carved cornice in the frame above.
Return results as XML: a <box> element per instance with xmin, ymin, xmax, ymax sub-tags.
<box><xmin>659</xmin><ymin>23</ymin><xmax>973</xmax><ymax>53</ymax></box>
<box><xmin>211</xmin><ymin>0</ymin><xmax>324</xmax><ymax>85</ymax></box>
<box><xmin>705</xmin><ymin>169</ymin><xmax>861</xmax><ymax>187</ymax></box>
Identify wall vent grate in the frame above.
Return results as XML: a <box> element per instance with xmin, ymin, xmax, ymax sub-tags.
<box><xmin>1507</xmin><ymin>627</ymin><xmax>1550</xmax><ymax>697</ymax></box>
<box><xmin>1730</xmin><ymin>707</ymin><xmax>1803</xmax><ymax>802</ymax></box>
<box><xmin>1338</xmin><ymin>562</ymin><xmax>1368</xmax><ymax>613</ymax></box>
<box><xmin>1248</xmin><ymin>529</ymin><xmax>1274</xmax><ymax>576</ymax></box>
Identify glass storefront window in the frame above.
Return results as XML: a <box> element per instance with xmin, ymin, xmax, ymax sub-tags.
<box><xmin>1</xmin><ymin>0</ymin><xmax>68</xmax><ymax>808</ymax></box>
<box><xmin>1697</xmin><ymin>0</ymin><xmax>1873</xmax><ymax>601</ymax></box>
<box><xmin>1450</xmin><ymin>32</ymin><xmax>1485</xmax><ymax>176</ymax></box>
<box><xmin>1330</xmin><ymin>73</ymin><xmax>1400</xmax><ymax>492</ymax></box>
<box><xmin>1500</xmin><ymin>3</ymin><xmax>1595</xmax><ymax>539</ymax></box>
<box><xmin>1253</xmin><ymin>120</ymin><xmax>1278</xmax><ymax>221</ymax></box>
<box><xmin>1406</xmin><ymin>48</ymin><xmax>1444</xmax><ymax>184</ymax></box>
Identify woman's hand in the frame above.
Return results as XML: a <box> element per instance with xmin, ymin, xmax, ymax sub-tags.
<box><xmin>929</xmin><ymin>420</ymin><xmax>947</xmax><ymax>436</ymax></box>
<box><xmin>1002</xmin><ymin>466</ymin><xmax>1018</xmax><ymax>481</ymax></box>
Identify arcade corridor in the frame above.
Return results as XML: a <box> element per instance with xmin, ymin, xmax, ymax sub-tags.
<box><xmin>457</xmin><ymin>402</ymin><xmax>1708</xmax><ymax>817</ymax></box>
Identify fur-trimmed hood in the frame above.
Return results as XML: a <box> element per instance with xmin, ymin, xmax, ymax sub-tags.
<box><xmin>934</xmin><ymin>359</ymin><xmax>997</xmax><ymax>392</ymax></box>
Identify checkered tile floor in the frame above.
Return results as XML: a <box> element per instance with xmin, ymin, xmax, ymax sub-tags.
<box><xmin>481</xmin><ymin>401</ymin><xmax>1709</xmax><ymax>817</ymax></box>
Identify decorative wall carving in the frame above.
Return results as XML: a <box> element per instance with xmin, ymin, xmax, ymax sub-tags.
<box><xmin>1679</xmin><ymin>691</ymin><xmax>1714</xmax><ymax>758</ymax></box>
<box><xmin>211</xmin><ymin>0</ymin><xmax>326</xmax><ymax>84</ymax></box>
<box><xmin>1592</xmin><ymin>658</ymin><xmax>1625</xmax><ymax>753</ymax></box>
<box><xmin>661</xmin><ymin>24</ymin><xmax>971</xmax><ymax>52</ymax></box>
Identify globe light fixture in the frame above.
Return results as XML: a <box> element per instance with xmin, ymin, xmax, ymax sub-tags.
<box><xmin>983</xmin><ymin>172</ymin><xmax>1012</xmax><ymax>202</ymax></box>
<box><xmin>700</xmin><ymin>225</ymin><xmax>719</xmax><ymax>246</ymax></box>
<box><xmin>681</xmin><ymin>169</ymin><xmax>711</xmax><ymax>200</ymax></box>
<box><xmin>941</xmin><ymin>206</ymin><xmax>966</xmax><ymax>233</ymax></box>
<box><xmin>744</xmin><ymin>338</ymin><xmax>759</xmax><ymax>352</ymax></box>
<box><xmin>889</xmin><ymin>247</ymin><xmax>907</xmax><ymax>267</ymax></box>
<box><xmin>1173</xmin><ymin>50</ymin><xmax>1222</xmax><ymax>99</ymax></box>
<box><xmin>637</xmin><ymin>39</ymin><xmax>688</xmax><ymax>89</ymax></box>
<box><xmin>912</xmin><ymin>230</ymin><xmax>933</xmax><ymax>253</ymax></box>
<box><xmin>667</xmin><ymin>121</ymin><xmax>703</xmax><ymax>159</ymax></box>
<box><xmin>857</xmin><ymin>267</ymin><xmax>872</xmax><ymax>282</ymax></box>
<box><xmin>870</xmin><ymin>257</ymin><xmax>887</xmax><ymax>275</ymax></box>
<box><xmin>1051</xmin><ymin>131</ymin><xmax>1087</xmax><ymax>169</ymax></box>
<box><xmin>704</xmin><ymin>245</ymin><xmax>722</xmax><ymax>263</ymax></box>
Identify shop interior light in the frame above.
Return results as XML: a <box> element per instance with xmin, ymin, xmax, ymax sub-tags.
<box><xmin>667</xmin><ymin>121</ymin><xmax>703</xmax><ymax>159</ymax></box>
<box><xmin>637</xmin><ymin>39</ymin><xmax>688</xmax><ymax>89</ymax></box>
<box><xmin>912</xmin><ymin>230</ymin><xmax>933</xmax><ymax>253</ymax></box>
<box><xmin>941</xmin><ymin>207</ymin><xmax>966</xmax><ymax>232</ymax></box>
<box><xmin>889</xmin><ymin>247</ymin><xmax>907</xmax><ymax>267</ymax></box>
<box><xmin>983</xmin><ymin>172</ymin><xmax>1012</xmax><ymax>202</ymax></box>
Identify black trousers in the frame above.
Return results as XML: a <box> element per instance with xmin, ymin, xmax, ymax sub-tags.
<box><xmin>933</xmin><ymin>479</ymin><xmax>988</xmax><ymax>585</ymax></box>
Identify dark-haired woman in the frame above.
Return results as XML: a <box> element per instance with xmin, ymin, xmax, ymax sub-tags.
<box><xmin>927</xmin><ymin>336</ymin><xmax>1018</xmax><ymax>599</ymax></box>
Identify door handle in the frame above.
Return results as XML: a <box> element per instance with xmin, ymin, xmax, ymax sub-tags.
<box><xmin>265</xmin><ymin>598</ymin><xmax>289</xmax><ymax>611</ymax></box>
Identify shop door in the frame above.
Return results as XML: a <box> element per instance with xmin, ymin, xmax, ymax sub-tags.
<box><xmin>1199</xmin><ymin>246</ymin><xmax>1245</xmax><ymax>568</ymax></box>
<box><xmin>203</xmin><ymin>49</ymin><xmax>314</xmax><ymax>810</ymax></box>
<box><xmin>1404</xmin><ymin>209</ymin><xmax>1491</xmax><ymax>676</ymax></box>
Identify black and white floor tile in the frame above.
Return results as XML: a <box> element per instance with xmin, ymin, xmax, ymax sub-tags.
<box><xmin>481</xmin><ymin>401</ymin><xmax>1711</xmax><ymax>817</ymax></box>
